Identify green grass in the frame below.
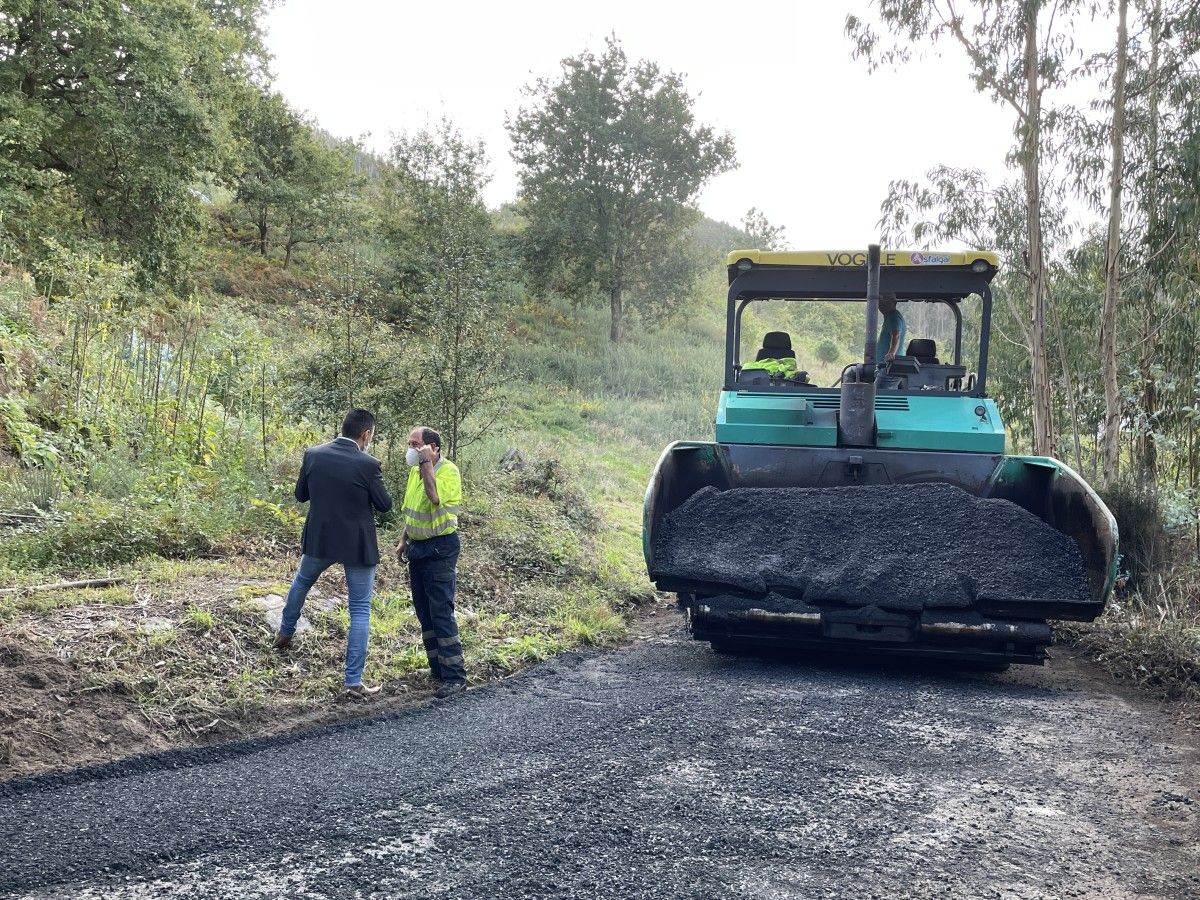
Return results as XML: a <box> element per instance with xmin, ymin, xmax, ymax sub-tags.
<box><xmin>234</xmin><ymin>581</ymin><xmax>290</xmax><ymax>601</ymax></box>
<box><xmin>555</xmin><ymin>597</ymin><xmax>628</xmax><ymax>646</ymax></box>
<box><xmin>183</xmin><ymin>605</ymin><xmax>215</xmax><ymax>631</ymax></box>
<box><xmin>0</xmin><ymin>582</ymin><xmax>135</xmax><ymax>620</ymax></box>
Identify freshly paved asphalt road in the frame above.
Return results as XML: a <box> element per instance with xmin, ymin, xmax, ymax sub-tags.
<box><xmin>2</xmin><ymin>625</ymin><xmax>1198</xmax><ymax>899</ymax></box>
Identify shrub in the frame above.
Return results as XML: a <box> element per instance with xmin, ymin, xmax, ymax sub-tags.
<box><xmin>1066</xmin><ymin>558</ymin><xmax>1200</xmax><ymax>701</ymax></box>
<box><xmin>83</xmin><ymin>454</ymin><xmax>143</xmax><ymax>500</ymax></box>
<box><xmin>507</xmin><ymin>456</ymin><xmax>598</xmax><ymax>530</ymax></box>
<box><xmin>15</xmin><ymin>495</ymin><xmax>218</xmax><ymax>569</ymax></box>
<box><xmin>244</xmin><ymin>497</ymin><xmax>305</xmax><ymax>543</ymax></box>
<box><xmin>0</xmin><ymin>396</ymin><xmax>59</xmax><ymax>468</ymax></box>
<box><xmin>1101</xmin><ymin>482</ymin><xmax>1169</xmax><ymax>593</ymax></box>
<box><xmin>468</xmin><ymin>490</ymin><xmax>589</xmax><ymax>580</ymax></box>
<box><xmin>0</xmin><ymin>464</ymin><xmax>62</xmax><ymax>511</ymax></box>
<box><xmin>211</xmin><ymin>272</ymin><xmax>236</xmax><ymax>296</ymax></box>
<box><xmin>816</xmin><ymin>339</ymin><xmax>840</xmax><ymax>364</ymax></box>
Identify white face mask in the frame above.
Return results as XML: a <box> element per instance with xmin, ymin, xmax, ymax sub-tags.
<box><xmin>405</xmin><ymin>447</ymin><xmax>421</xmax><ymax>467</ymax></box>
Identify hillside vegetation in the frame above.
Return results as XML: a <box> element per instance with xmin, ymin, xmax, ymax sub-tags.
<box><xmin>2</xmin><ymin>1</ymin><xmax>1199</xmax><ymax>775</ymax></box>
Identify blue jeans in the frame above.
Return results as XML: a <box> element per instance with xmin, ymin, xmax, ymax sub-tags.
<box><xmin>281</xmin><ymin>555</ymin><xmax>377</xmax><ymax>688</ymax></box>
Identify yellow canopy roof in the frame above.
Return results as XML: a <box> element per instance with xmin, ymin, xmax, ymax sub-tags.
<box><xmin>727</xmin><ymin>249</ymin><xmax>1000</xmax><ymax>269</ymax></box>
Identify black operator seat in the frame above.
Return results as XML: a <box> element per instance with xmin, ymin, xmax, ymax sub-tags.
<box><xmin>756</xmin><ymin>331</ymin><xmax>796</xmax><ymax>361</ymax></box>
<box><xmin>905</xmin><ymin>338</ymin><xmax>939</xmax><ymax>364</ymax></box>
<box><xmin>902</xmin><ymin>338</ymin><xmax>968</xmax><ymax>390</ymax></box>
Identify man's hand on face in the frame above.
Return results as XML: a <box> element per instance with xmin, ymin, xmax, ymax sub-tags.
<box><xmin>418</xmin><ymin>444</ymin><xmax>435</xmax><ymax>464</ymax></box>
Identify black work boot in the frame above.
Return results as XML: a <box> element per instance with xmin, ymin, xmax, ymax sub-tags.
<box><xmin>434</xmin><ymin>681</ymin><xmax>466</xmax><ymax>700</ymax></box>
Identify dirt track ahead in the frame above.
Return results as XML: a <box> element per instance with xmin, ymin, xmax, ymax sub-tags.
<box><xmin>2</xmin><ymin>622</ymin><xmax>1198</xmax><ymax>899</ymax></box>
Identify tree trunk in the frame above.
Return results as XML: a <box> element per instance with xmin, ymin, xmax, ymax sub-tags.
<box><xmin>345</xmin><ymin>304</ymin><xmax>353</xmax><ymax>407</ymax></box>
<box><xmin>1049</xmin><ymin>292</ymin><xmax>1084</xmax><ymax>473</ymax></box>
<box><xmin>1138</xmin><ymin>0</ymin><xmax>1163</xmax><ymax>483</ymax></box>
<box><xmin>152</xmin><ymin>340</ymin><xmax>163</xmax><ymax>443</ymax></box>
<box><xmin>450</xmin><ymin>284</ymin><xmax>463</xmax><ymax>460</ymax></box>
<box><xmin>195</xmin><ymin>372</ymin><xmax>210</xmax><ymax>464</ymax></box>
<box><xmin>1137</xmin><ymin>294</ymin><xmax>1159</xmax><ymax>478</ymax></box>
<box><xmin>260</xmin><ymin>363</ymin><xmax>269</xmax><ymax>470</ymax></box>
<box><xmin>68</xmin><ymin>314</ymin><xmax>80</xmax><ymax>416</ymax></box>
<box><xmin>258</xmin><ymin>206</ymin><xmax>269</xmax><ymax>257</ymax></box>
<box><xmin>609</xmin><ymin>282</ymin><xmax>623</xmax><ymax>343</ymax></box>
<box><xmin>284</xmin><ymin>240</ymin><xmax>295</xmax><ymax>270</ymax></box>
<box><xmin>1023</xmin><ymin>7</ymin><xmax>1055</xmax><ymax>458</ymax></box>
<box><xmin>1099</xmin><ymin>0</ymin><xmax>1129</xmax><ymax>487</ymax></box>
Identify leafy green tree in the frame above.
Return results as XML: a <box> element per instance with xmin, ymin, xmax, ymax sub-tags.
<box><xmin>689</xmin><ymin>216</ymin><xmax>761</xmax><ymax>258</ymax></box>
<box><xmin>0</xmin><ymin>0</ymin><xmax>269</xmax><ymax>283</ymax></box>
<box><xmin>848</xmin><ymin>1</ymin><xmax>1085</xmax><ymax>457</ymax></box>
<box><xmin>277</xmin><ymin>133</ymin><xmax>364</xmax><ymax>270</ymax></box>
<box><xmin>1123</xmin><ymin>0</ymin><xmax>1200</xmax><ymax>486</ymax></box>
<box><xmin>875</xmin><ymin>164</ymin><xmax>1086</xmax><ymax>462</ymax></box>
<box><xmin>233</xmin><ymin>94</ymin><xmax>364</xmax><ymax>268</ymax></box>
<box><xmin>285</xmin><ymin>305</ymin><xmax>411</xmax><ymax>443</ymax></box>
<box><xmin>741</xmin><ymin>207</ymin><xmax>788</xmax><ymax>251</ymax></box>
<box><xmin>387</xmin><ymin>120</ymin><xmax>512</xmax><ymax>457</ymax></box>
<box><xmin>816</xmin><ymin>340</ymin><xmax>841</xmax><ymax>365</ymax></box>
<box><xmin>233</xmin><ymin>92</ymin><xmax>304</xmax><ymax>259</ymax></box>
<box><xmin>508</xmin><ymin>36</ymin><xmax>736</xmax><ymax>342</ymax></box>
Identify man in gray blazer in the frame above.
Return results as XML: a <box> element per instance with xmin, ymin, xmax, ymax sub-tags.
<box><xmin>274</xmin><ymin>408</ymin><xmax>393</xmax><ymax>699</ymax></box>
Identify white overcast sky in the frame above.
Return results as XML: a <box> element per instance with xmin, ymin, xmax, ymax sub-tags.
<box><xmin>263</xmin><ymin>0</ymin><xmax>1106</xmax><ymax>249</ymax></box>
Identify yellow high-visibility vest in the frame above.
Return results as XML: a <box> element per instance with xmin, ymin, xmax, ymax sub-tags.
<box><xmin>403</xmin><ymin>459</ymin><xmax>462</xmax><ymax>540</ymax></box>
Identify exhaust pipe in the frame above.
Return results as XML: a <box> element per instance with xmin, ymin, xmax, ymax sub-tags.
<box><xmin>837</xmin><ymin>244</ymin><xmax>881</xmax><ymax>447</ymax></box>
<box><xmin>863</xmin><ymin>243</ymin><xmax>881</xmax><ymax>368</ymax></box>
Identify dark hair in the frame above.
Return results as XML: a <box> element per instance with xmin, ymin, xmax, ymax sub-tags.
<box><xmin>420</xmin><ymin>427</ymin><xmax>442</xmax><ymax>449</ymax></box>
<box><xmin>341</xmin><ymin>408</ymin><xmax>376</xmax><ymax>439</ymax></box>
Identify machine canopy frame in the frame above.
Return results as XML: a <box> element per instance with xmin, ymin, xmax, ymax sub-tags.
<box><xmin>724</xmin><ymin>254</ymin><xmax>998</xmax><ymax>397</ymax></box>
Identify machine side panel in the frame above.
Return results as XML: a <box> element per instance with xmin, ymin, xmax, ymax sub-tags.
<box><xmin>715</xmin><ymin>390</ymin><xmax>1006</xmax><ymax>453</ymax></box>
<box><xmin>715</xmin><ymin>391</ymin><xmax>838</xmax><ymax>446</ymax></box>
<box><xmin>876</xmin><ymin>396</ymin><xmax>1005</xmax><ymax>453</ymax></box>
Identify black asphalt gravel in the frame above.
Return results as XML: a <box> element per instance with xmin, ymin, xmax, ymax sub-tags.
<box><xmin>653</xmin><ymin>484</ymin><xmax>1091</xmax><ymax>610</ymax></box>
<box><xmin>2</xmin><ymin>622</ymin><xmax>1198</xmax><ymax>899</ymax></box>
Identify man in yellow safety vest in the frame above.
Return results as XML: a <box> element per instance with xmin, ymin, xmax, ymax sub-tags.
<box><xmin>395</xmin><ymin>426</ymin><xmax>466</xmax><ymax>699</ymax></box>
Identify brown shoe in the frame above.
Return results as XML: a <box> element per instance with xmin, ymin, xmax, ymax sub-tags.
<box><xmin>272</xmin><ymin>634</ymin><xmax>293</xmax><ymax>651</ymax></box>
<box><xmin>345</xmin><ymin>683</ymin><xmax>382</xmax><ymax>700</ymax></box>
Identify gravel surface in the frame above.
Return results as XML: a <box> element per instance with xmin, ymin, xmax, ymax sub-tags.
<box><xmin>654</xmin><ymin>484</ymin><xmax>1091</xmax><ymax>610</ymax></box>
<box><xmin>1</xmin><ymin>623</ymin><xmax>1198</xmax><ymax>900</ymax></box>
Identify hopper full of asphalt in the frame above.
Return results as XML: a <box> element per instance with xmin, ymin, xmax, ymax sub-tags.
<box><xmin>652</xmin><ymin>483</ymin><xmax>1090</xmax><ymax>611</ymax></box>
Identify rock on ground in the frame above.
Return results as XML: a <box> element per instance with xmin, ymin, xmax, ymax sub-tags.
<box><xmin>246</xmin><ymin>590</ymin><xmax>343</xmax><ymax>634</ymax></box>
